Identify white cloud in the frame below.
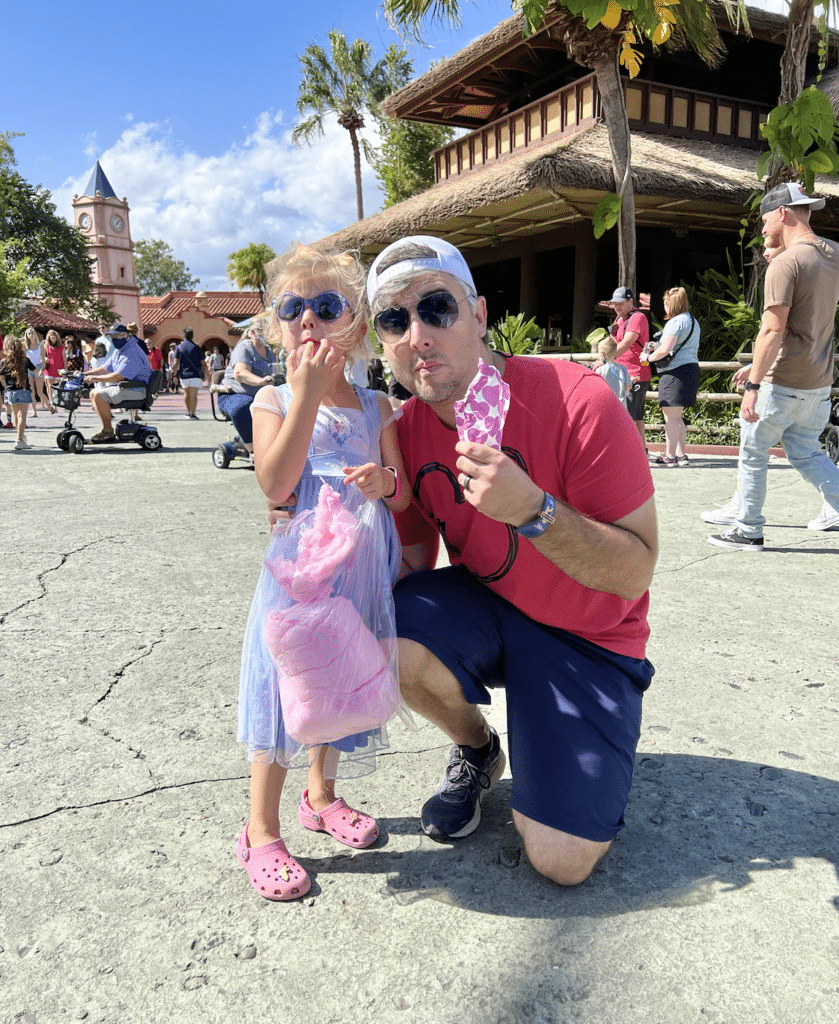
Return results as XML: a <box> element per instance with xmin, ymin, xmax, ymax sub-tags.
<box><xmin>53</xmin><ymin>113</ymin><xmax>385</xmax><ymax>289</ymax></box>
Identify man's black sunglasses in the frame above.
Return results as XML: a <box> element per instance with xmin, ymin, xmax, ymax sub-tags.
<box><xmin>373</xmin><ymin>291</ymin><xmax>467</xmax><ymax>341</ymax></box>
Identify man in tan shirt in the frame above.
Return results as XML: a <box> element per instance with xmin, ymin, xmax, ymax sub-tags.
<box><xmin>708</xmin><ymin>182</ymin><xmax>839</xmax><ymax>550</ymax></box>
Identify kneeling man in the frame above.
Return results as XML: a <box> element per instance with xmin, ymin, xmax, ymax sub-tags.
<box><xmin>368</xmin><ymin>237</ymin><xmax>658</xmax><ymax>885</ymax></box>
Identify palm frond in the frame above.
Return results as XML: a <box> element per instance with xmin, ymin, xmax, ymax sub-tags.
<box><xmin>382</xmin><ymin>0</ymin><xmax>463</xmax><ymax>42</ymax></box>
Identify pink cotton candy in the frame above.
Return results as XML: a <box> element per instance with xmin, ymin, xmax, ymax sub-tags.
<box><xmin>264</xmin><ymin>596</ymin><xmax>399</xmax><ymax>745</ymax></box>
<box><xmin>454</xmin><ymin>358</ymin><xmax>510</xmax><ymax>449</ymax></box>
<box><xmin>262</xmin><ymin>480</ymin><xmax>399</xmax><ymax>745</ymax></box>
<box><xmin>265</xmin><ymin>482</ymin><xmax>358</xmax><ymax>603</ymax></box>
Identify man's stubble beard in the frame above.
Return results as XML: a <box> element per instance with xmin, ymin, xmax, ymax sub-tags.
<box><xmin>392</xmin><ymin>358</ymin><xmax>467</xmax><ymax>408</ymax></box>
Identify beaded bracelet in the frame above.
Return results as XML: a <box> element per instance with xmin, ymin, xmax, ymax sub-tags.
<box><xmin>385</xmin><ymin>466</ymin><xmax>400</xmax><ymax>501</ymax></box>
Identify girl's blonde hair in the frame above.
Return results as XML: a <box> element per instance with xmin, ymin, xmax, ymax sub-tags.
<box><xmin>664</xmin><ymin>286</ymin><xmax>689</xmax><ymax>318</ymax></box>
<box><xmin>24</xmin><ymin>327</ymin><xmax>41</xmax><ymax>348</ymax></box>
<box><xmin>46</xmin><ymin>329</ymin><xmax>61</xmax><ymax>346</ymax></box>
<box><xmin>265</xmin><ymin>245</ymin><xmax>368</xmax><ymax>365</ymax></box>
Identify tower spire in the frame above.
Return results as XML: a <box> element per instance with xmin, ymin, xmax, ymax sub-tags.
<box><xmin>83</xmin><ymin>160</ymin><xmax>117</xmax><ymax>199</ymax></box>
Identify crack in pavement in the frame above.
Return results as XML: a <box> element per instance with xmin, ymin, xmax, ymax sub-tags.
<box><xmin>78</xmin><ymin>636</ymin><xmax>166</xmax><ymax>786</ymax></box>
<box><xmin>0</xmin><ymin>745</ymin><xmax>461</xmax><ymax>829</ymax></box>
<box><xmin>80</xmin><ymin>636</ymin><xmax>165</xmax><ymax>724</ymax></box>
<box><xmin>0</xmin><ymin>537</ymin><xmax>113</xmax><ymax>626</ymax></box>
<box><xmin>0</xmin><ymin>774</ymin><xmax>251</xmax><ymax>829</ymax></box>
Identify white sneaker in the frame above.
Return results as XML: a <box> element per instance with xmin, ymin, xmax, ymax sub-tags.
<box><xmin>13</xmin><ymin>439</ymin><xmax>33</xmax><ymax>450</ymax></box>
<box><xmin>807</xmin><ymin>501</ymin><xmax>839</xmax><ymax>531</ymax></box>
<box><xmin>700</xmin><ymin>495</ymin><xmax>740</xmax><ymax>525</ymax></box>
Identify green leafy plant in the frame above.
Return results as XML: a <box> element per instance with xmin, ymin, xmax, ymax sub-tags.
<box><xmin>592</xmin><ymin>193</ymin><xmax>622</xmax><ymax>239</ymax></box>
<box><xmin>488</xmin><ymin>312</ymin><xmax>544</xmax><ymax>354</ymax></box>
<box><xmin>757</xmin><ymin>86</ymin><xmax>839</xmax><ymax>193</ymax></box>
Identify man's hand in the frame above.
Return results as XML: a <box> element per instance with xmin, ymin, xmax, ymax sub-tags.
<box><xmin>731</xmin><ymin>365</ymin><xmax>751</xmax><ymax>386</ymax></box>
<box><xmin>740</xmin><ymin>389</ymin><xmax>759</xmax><ymax>423</ymax></box>
<box><xmin>454</xmin><ymin>441</ymin><xmax>543</xmax><ymax>527</ymax></box>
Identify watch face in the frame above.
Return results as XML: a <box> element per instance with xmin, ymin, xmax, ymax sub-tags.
<box><xmin>79</xmin><ymin>213</ymin><xmax>92</xmax><ymax>231</ymax></box>
<box><xmin>110</xmin><ymin>214</ymin><xmax>124</xmax><ymax>232</ymax></box>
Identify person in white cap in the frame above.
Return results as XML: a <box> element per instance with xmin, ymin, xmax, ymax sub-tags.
<box><xmin>366</xmin><ymin>235</ymin><xmax>658</xmax><ymax>886</ymax></box>
<box><xmin>707</xmin><ymin>182</ymin><xmax>839</xmax><ymax>550</ymax></box>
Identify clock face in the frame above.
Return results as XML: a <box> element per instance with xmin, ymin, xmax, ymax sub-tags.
<box><xmin>111</xmin><ymin>214</ymin><xmax>124</xmax><ymax>232</ymax></box>
<box><xmin>79</xmin><ymin>213</ymin><xmax>92</xmax><ymax>231</ymax></box>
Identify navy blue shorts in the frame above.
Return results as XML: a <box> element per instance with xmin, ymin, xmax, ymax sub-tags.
<box><xmin>394</xmin><ymin>567</ymin><xmax>654</xmax><ymax>842</ymax></box>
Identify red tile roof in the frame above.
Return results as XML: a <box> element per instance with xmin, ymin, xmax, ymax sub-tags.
<box><xmin>15</xmin><ymin>305</ymin><xmax>100</xmax><ymax>334</ymax></box>
<box><xmin>139</xmin><ymin>291</ymin><xmax>262</xmax><ymax>327</ymax></box>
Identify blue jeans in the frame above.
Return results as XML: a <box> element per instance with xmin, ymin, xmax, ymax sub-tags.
<box><xmin>736</xmin><ymin>383</ymin><xmax>839</xmax><ymax>536</ymax></box>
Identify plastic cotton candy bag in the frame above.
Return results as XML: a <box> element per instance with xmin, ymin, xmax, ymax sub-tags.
<box><xmin>261</xmin><ymin>482</ymin><xmax>402</xmax><ymax>747</ymax></box>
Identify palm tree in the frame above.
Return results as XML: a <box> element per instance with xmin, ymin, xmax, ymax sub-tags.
<box><xmin>227</xmin><ymin>243</ymin><xmax>277</xmax><ymax>304</ymax></box>
<box><xmin>293</xmin><ymin>31</ymin><xmax>390</xmax><ymax>221</ymax></box>
<box><xmin>382</xmin><ymin>0</ymin><xmax>746</xmax><ymax>293</ymax></box>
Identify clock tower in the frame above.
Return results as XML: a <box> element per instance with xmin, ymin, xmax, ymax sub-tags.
<box><xmin>72</xmin><ymin>161</ymin><xmax>141</xmax><ymax>327</ymax></box>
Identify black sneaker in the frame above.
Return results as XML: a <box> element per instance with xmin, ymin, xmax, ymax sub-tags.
<box><xmin>420</xmin><ymin>727</ymin><xmax>506</xmax><ymax>840</ymax></box>
<box><xmin>708</xmin><ymin>528</ymin><xmax>764</xmax><ymax>552</ymax></box>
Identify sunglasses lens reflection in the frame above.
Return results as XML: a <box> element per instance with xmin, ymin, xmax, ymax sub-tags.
<box><xmin>374</xmin><ymin>291</ymin><xmax>461</xmax><ymax>340</ymax></box>
<box><xmin>276</xmin><ymin>291</ymin><xmax>347</xmax><ymax>323</ymax></box>
<box><xmin>312</xmin><ymin>293</ymin><xmax>346</xmax><ymax>321</ymax></box>
<box><xmin>276</xmin><ymin>295</ymin><xmax>304</xmax><ymax>321</ymax></box>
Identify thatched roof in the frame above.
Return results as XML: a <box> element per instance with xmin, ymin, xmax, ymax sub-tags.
<box><xmin>381</xmin><ymin>2</ymin><xmax>831</xmax><ymax>127</ymax></box>
<box><xmin>309</xmin><ymin>124</ymin><xmax>839</xmax><ymax>259</ymax></box>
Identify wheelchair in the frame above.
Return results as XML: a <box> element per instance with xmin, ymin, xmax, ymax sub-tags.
<box><xmin>209</xmin><ymin>373</ymin><xmax>254</xmax><ymax>469</ymax></box>
<box><xmin>54</xmin><ymin>371</ymin><xmax>164</xmax><ymax>453</ymax></box>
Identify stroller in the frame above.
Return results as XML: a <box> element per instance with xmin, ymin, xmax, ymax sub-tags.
<box><xmin>53</xmin><ymin>371</ymin><xmax>164</xmax><ymax>453</ymax></box>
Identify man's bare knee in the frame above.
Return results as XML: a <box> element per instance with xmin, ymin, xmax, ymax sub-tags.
<box><xmin>513</xmin><ymin>809</ymin><xmax>612</xmax><ymax>887</ymax></box>
<box><xmin>396</xmin><ymin>637</ymin><xmax>487</xmax><ymax>747</ymax></box>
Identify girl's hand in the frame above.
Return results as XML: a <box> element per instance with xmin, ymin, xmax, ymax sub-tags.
<box><xmin>343</xmin><ymin>463</ymin><xmax>396</xmax><ymax>502</ymax></box>
<box><xmin>286</xmin><ymin>342</ymin><xmax>345</xmax><ymax>401</ymax></box>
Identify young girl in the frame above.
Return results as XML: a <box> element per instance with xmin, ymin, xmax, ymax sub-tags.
<box><xmin>0</xmin><ymin>335</ymin><xmax>36</xmax><ymax>449</ymax></box>
<box><xmin>44</xmin><ymin>330</ymin><xmax>65</xmax><ymax>409</ymax></box>
<box><xmin>24</xmin><ymin>323</ymin><xmax>52</xmax><ymax>411</ymax></box>
<box><xmin>236</xmin><ymin>246</ymin><xmax>411</xmax><ymax>901</ymax></box>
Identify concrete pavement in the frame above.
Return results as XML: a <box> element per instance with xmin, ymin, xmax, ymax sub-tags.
<box><xmin>2</xmin><ymin>389</ymin><xmax>838</xmax><ymax>1024</ymax></box>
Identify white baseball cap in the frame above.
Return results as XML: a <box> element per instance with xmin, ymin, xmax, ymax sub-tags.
<box><xmin>367</xmin><ymin>235</ymin><xmax>477</xmax><ymax>305</ymax></box>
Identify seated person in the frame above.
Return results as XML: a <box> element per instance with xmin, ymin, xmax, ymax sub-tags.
<box><xmin>216</xmin><ymin>323</ymin><xmax>275</xmax><ymax>459</ymax></box>
<box><xmin>83</xmin><ymin>323</ymin><xmax>152</xmax><ymax>442</ymax></box>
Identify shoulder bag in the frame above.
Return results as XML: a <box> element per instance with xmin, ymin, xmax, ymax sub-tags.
<box><xmin>652</xmin><ymin>315</ymin><xmax>695</xmax><ymax>372</ymax></box>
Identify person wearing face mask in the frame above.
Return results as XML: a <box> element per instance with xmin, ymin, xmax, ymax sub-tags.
<box><xmin>83</xmin><ymin>323</ymin><xmax>152</xmax><ymax>442</ymax></box>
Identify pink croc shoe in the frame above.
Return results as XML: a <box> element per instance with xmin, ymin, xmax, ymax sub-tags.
<box><xmin>236</xmin><ymin>825</ymin><xmax>311</xmax><ymax>901</ymax></box>
<box><xmin>298</xmin><ymin>789</ymin><xmax>379</xmax><ymax>849</ymax></box>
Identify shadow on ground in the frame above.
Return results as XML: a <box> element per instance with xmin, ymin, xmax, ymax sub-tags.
<box><xmin>296</xmin><ymin>753</ymin><xmax>839</xmax><ymax>920</ymax></box>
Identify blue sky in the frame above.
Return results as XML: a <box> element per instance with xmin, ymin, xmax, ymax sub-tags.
<box><xmin>8</xmin><ymin>0</ymin><xmax>789</xmax><ymax>289</ymax></box>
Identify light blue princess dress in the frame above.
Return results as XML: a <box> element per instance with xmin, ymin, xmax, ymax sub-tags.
<box><xmin>237</xmin><ymin>383</ymin><xmax>402</xmax><ymax>777</ymax></box>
